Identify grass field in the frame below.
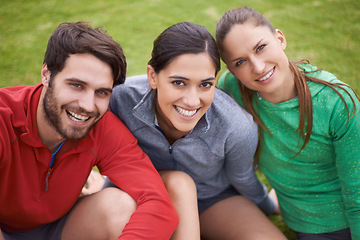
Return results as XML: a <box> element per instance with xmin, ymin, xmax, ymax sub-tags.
<box><xmin>2</xmin><ymin>0</ymin><xmax>359</xmax><ymax>238</ymax></box>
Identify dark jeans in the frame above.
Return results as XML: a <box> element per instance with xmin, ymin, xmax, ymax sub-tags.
<box><xmin>2</xmin><ymin>198</ymin><xmax>82</xmax><ymax>240</ymax></box>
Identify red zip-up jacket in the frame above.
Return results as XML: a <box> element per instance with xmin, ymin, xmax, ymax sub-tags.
<box><xmin>0</xmin><ymin>84</ymin><xmax>178</xmax><ymax>239</ymax></box>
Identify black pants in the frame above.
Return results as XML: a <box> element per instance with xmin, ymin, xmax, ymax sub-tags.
<box><xmin>296</xmin><ymin>228</ymin><xmax>351</xmax><ymax>240</ymax></box>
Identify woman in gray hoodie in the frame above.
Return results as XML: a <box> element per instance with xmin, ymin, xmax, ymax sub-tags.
<box><xmin>87</xmin><ymin>22</ymin><xmax>286</xmax><ymax>240</ymax></box>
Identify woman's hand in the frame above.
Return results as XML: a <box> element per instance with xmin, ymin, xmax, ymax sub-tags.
<box><xmin>269</xmin><ymin>188</ymin><xmax>281</xmax><ymax>214</ymax></box>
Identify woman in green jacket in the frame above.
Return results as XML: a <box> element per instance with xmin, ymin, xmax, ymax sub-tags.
<box><xmin>216</xmin><ymin>6</ymin><xmax>360</xmax><ymax>240</ymax></box>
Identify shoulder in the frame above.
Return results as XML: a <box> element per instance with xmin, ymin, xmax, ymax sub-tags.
<box><xmin>112</xmin><ymin>74</ymin><xmax>150</xmax><ymax>96</ymax></box>
<box><xmin>303</xmin><ymin>65</ymin><xmax>360</xmax><ymax>120</ymax></box>
<box><xmin>90</xmin><ymin>111</ymin><xmax>136</xmax><ymax>143</ymax></box>
<box><xmin>217</xmin><ymin>70</ymin><xmax>239</xmax><ymax>92</ymax></box>
<box><xmin>0</xmin><ymin>84</ymin><xmax>40</xmax><ymax>124</ymax></box>
<box><xmin>0</xmin><ymin>85</ymin><xmax>36</xmax><ymax>106</ymax></box>
<box><xmin>89</xmin><ymin>111</ymin><xmax>143</xmax><ymax>166</ymax></box>
<box><xmin>304</xmin><ymin>64</ymin><xmax>357</xmax><ymax>103</ymax></box>
<box><xmin>213</xmin><ymin>88</ymin><xmax>250</xmax><ymax>118</ymax></box>
<box><xmin>217</xmin><ymin>70</ymin><xmax>244</xmax><ymax>106</ymax></box>
<box><xmin>301</xmin><ymin>64</ymin><xmax>339</xmax><ymax>84</ymax></box>
<box><xmin>94</xmin><ymin>111</ymin><xmax>129</xmax><ymax>130</ymax></box>
<box><xmin>209</xmin><ymin>88</ymin><xmax>257</xmax><ymax>134</ymax></box>
<box><xmin>204</xmin><ymin>89</ymin><xmax>258</xmax><ymax>153</ymax></box>
<box><xmin>110</xmin><ymin>75</ymin><xmax>150</xmax><ymax>110</ymax></box>
<box><xmin>213</xmin><ymin>88</ymin><xmax>243</xmax><ymax>114</ymax></box>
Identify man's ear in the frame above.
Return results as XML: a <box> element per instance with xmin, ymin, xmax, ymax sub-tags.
<box><xmin>41</xmin><ymin>63</ymin><xmax>51</xmax><ymax>87</ymax></box>
<box><xmin>147</xmin><ymin>65</ymin><xmax>157</xmax><ymax>89</ymax></box>
<box><xmin>275</xmin><ymin>29</ymin><xmax>287</xmax><ymax>50</ymax></box>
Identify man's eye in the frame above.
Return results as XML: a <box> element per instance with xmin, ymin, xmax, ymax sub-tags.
<box><xmin>96</xmin><ymin>90</ymin><xmax>109</xmax><ymax>96</ymax></box>
<box><xmin>71</xmin><ymin>83</ymin><xmax>83</xmax><ymax>89</ymax></box>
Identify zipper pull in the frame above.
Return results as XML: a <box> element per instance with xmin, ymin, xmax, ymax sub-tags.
<box><xmin>169</xmin><ymin>145</ymin><xmax>173</xmax><ymax>154</ymax></box>
<box><xmin>45</xmin><ymin>170</ymin><xmax>51</xmax><ymax>192</ymax></box>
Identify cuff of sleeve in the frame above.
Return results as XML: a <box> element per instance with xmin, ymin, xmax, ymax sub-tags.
<box><xmin>257</xmin><ymin>185</ymin><xmax>276</xmax><ymax>215</ymax></box>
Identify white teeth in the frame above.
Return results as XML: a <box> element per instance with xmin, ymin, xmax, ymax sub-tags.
<box><xmin>67</xmin><ymin>110</ymin><xmax>90</xmax><ymax>122</ymax></box>
<box><xmin>258</xmin><ymin>68</ymin><xmax>274</xmax><ymax>81</ymax></box>
<box><xmin>175</xmin><ymin>106</ymin><xmax>197</xmax><ymax>117</ymax></box>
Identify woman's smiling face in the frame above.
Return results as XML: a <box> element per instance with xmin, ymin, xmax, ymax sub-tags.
<box><xmin>147</xmin><ymin>52</ymin><xmax>216</xmax><ymax>137</ymax></box>
<box><xmin>222</xmin><ymin>23</ymin><xmax>295</xmax><ymax>103</ymax></box>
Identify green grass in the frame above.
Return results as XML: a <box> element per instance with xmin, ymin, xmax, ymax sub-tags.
<box><xmin>2</xmin><ymin>0</ymin><xmax>359</xmax><ymax>238</ymax></box>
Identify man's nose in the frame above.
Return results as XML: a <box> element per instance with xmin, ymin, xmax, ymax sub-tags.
<box><xmin>78</xmin><ymin>91</ymin><xmax>96</xmax><ymax>113</ymax></box>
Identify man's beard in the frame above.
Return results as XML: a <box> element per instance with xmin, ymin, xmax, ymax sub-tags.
<box><xmin>42</xmin><ymin>85</ymin><xmax>100</xmax><ymax>140</ymax></box>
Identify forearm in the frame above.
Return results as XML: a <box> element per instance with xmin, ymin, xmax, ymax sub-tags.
<box><xmin>256</xmin><ymin>191</ymin><xmax>277</xmax><ymax>215</ymax></box>
<box><xmin>118</xmin><ymin>198</ymin><xmax>178</xmax><ymax>239</ymax></box>
<box><xmin>102</xmin><ymin>160</ymin><xmax>179</xmax><ymax>239</ymax></box>
<box><xmin>229</xmin><ymin>168</ymin><xmax>276</xmax><ymax>215</ymax></box>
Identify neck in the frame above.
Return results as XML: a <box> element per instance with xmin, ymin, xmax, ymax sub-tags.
<box><xmin>259</xmin><ymin>69</ymin><xmax>297</xmax><ymax>104</ymax></box>
<box><xmin>154</xmin><ymin>101</ymin><xmax>189</xmax><ymax>145</ymax></box>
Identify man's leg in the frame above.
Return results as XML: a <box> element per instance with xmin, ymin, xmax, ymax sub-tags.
<box><xmin>61</xmin><ymin>187</ymin><xmax>137</xmax><ymax>240</ymax></box>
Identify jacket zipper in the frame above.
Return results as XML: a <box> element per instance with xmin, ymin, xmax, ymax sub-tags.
<box><xmin>45</xmin><ymin>139</ymin><xmax>66</xmax><ymax>192</ymax></box>
<box><xmin>45</xmin><ymin>169</ymin><xmax>51</xmax><ymax>192</ymax></box>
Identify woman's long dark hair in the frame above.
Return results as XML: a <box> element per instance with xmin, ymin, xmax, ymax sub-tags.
<box><xmin>149</xmin><ymin>22</ymin><xmax>220</xmax><ymax>75</ymax></box>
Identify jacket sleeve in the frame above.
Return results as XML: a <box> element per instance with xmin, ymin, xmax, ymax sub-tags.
<box><xmin>331</xmin><ymin>88</ymin><xmax>360</xmax><ymax>239</ymax></box>
<box><xmin>221</xmin><ymin>98</ymin><xmax>276</xmax><ymax>215</ymax></box>
<box><xmin>96</xmin><ymin>113</ymin><xmax>179</xmax><ymax>239</ymax></box>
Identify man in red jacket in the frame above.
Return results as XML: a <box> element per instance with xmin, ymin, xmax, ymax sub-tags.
<box><xmin>0</xmin><ymin>22</ymin><xmax>178</xmax><ymax>240</ymax></box>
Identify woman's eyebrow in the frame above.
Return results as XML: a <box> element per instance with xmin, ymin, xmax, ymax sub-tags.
<box><xmin>169</xmin><ymin>75</ymin><xmax>190</xmax><ymax>81</ymax></box>
<box><xmin>169</xmin><ymin>76</ymin><xmax>215</xmax><ymax>81</ymax></box>
<box><xmin>253</xmin><ymin>38</ymin><xmax>264</xmax><ymax>51</ymax></box>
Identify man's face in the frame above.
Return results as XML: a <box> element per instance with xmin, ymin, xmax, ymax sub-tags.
<box><xmin>42</xmin><ymin>53</ymin><xmax>113</xmax><ymax>140</ymax></box>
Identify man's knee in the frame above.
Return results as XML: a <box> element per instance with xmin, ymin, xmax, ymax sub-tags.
<box><xmin>92</xmin><ymin>187</ymin><xmax>137</xmax><ymax>234</ymax></box>
<box><xmin>62</xmin><ymin>188</ymin><xmax>137</xmax><ymax>240</ymax></box>
<box><xmin>99</xmin><ymin>187</ymin><xmax>137</xmax><ymax>217</ymax></box>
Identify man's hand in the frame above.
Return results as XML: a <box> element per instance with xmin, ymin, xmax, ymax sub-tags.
<box><xmin>81</xmin><ymin>170</ymin><xmax>105</xmax><ymax>196</ymax></box>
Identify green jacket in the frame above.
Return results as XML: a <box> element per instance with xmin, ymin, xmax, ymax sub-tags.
<box><xmin>218</xmin><ymin>64</ymin><xmax>360</xmax><ymax>238</ymax></box>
